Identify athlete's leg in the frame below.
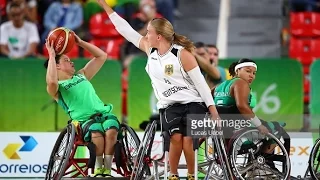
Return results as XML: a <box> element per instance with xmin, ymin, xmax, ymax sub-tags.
<box><xmin>169</xmin><ymin>133</ymin><xmax>183</xmax><ymax>175</ymax></box>
<box><xmin>102</xmin><ymin>116</ymin><xmax>120</xmax><ymax>175</ymax></box>
<box><xmin>183</xmin><ymin>136</ymin><xmax>195</xmax><ymax>174</ymax></box>
<box><xmin>184</xmin><ymin>102</ymin><xmax>209</xmax><ymax>179</ymax></box>
<box><xmin>82</xmin><ymin>121</ymin><xmax>106</xmax><ymax>176</ymax></box>
<box><xmin>91</xmin><ymin>132</ymin><xmax>105</xmax><ymax>170</ymax></box>
<box><xmin>160</xmin><ymin>104</ymin><xmax>185</xmax><ymax>179</ymax></box>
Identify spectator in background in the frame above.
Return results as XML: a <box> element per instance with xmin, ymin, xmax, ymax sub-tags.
<box><xmin>193</xmin><ymin>42</ymin><xmax>229</xmax><ymax>89</ymax></box>
<box><xmin>207</xmin><ymin>44</ymin><xmax>219</xmax><ymax>65</ymax></box>
<box><xmin>41</xmin><ymin>0</ymin><xmax>83</xmax><ymax>45</ymax></box>
<box><xmin>114</xmin><ymin>0</ymin><xmax>140</xmax><ymax>22</ymax></box>
<box><xmin>155</xmin><ymin>0</ymin><xmax>174</xmax><ymax>23</ymax></box>
<box><xmin>0</xmin><ymin>3</ymin><xmax>39</xmax><ymax>59</ymax></box>
<box><xmin>290</xmin><ymin>0</ymin><xmax>320</xmax><ymax>12</ymax></box>
<box><xmin>122</xmin><ymin>0</ymin><xmax>162</xmax><ymax>68</ymax></box>
<box><xmin>6</xmin><ymin>0</ymin><xmax>38</xmax><ymax>23</ymax></box>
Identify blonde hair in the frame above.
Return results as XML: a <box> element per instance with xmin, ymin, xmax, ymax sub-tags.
<box><xmin>150</xmin><ymin>18</ymin><xmax>195</xmax><ymax>52</ymax></box>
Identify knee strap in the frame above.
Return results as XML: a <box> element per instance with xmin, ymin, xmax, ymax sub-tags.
<box><xmin>114</xmin><ymin>141</ymin><xmax>124</xmax><ymax>170</ymax></box>
<box><xmin>86</xmin><ymin>142</ymin><xmax>96</xmax><ymax>169</ymax></box>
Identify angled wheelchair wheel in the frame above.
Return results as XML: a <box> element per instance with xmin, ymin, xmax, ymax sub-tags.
<box><xmin>309</xmin><ymin>138</ymin><xmax>320</xmax><ymax>180</ymax></box>
<box><xmin>230</xmin><ymin>128</ymin><xmax>290</xmax><ymax>180</ymax></box>
<box><xmin>119</xmin><ymin>123</ymin><xmax>141</xmax><ymax>175</ymax></box>
<box><xmin>45</xmin><ymin>123</ymin><xmax>75</xmax><ymax>180</ymax></box>
<box><xmin>130</xmin><ymin>120</ymin><xmax>156</xmax><ymax>180</ymax></box>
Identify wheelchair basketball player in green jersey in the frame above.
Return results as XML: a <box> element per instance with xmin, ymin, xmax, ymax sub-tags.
<box><xmin>213</xmin><ymin>58</ymin><xmax>287</xmax><ymax>149</ymax></box>
<box><xmin>44</xmin><ymin>33</ymin><xmax>120</xmax><ymax>177</ymax></box>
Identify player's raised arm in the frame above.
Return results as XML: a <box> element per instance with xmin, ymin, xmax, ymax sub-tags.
<box><xmin>75</xmin><ymin>33</ymin><xmax>108</xmax><ymax>81</ymax></box>
<box><xmin>45</xmin><ymin>39</ymin><xmax>59</xmax><ymax>100</ymax></box>
<box><xmin>96</xmin><ymin>0</ymin><xmax>150</xmax><ymax>54</ymax></box>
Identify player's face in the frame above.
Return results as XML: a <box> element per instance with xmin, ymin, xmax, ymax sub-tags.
<box><xmin>57</xmin><ymin>55</ymin><xmax>75</xmax><ymax>74</ymax></box>
<box><xmin>195</xmin><ymin>47</ymin><xmax>210</xmax><ymax>62</ymax></box>
<box><xmin>10</xmin><ymin>7</ymin><xmax>24</xmax><ymax>24</ymax></box>
<box><xmin>237</xmin><ymin>66</ymin><xmax>256</xmax><ymax>84</ymax></box>
<box><xmin>207</xmin><ymin>47</ymin><xmax>218</xmax><ymax>65</ymax></box>
<box><xmin>146</xmin><ymin>23</ymin><xmax>159</xmax><ymax>48</ymax></box>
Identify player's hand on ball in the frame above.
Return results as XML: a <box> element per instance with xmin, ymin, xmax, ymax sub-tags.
<box><xmin>72</xmin><ymin>32</ymin><xmax>83</xmax><ymax>45</ymax></box>
<box><xmin>45</xmin><ymin>39</ymin><xmax>56</xmax><ymax>57</ymax></box>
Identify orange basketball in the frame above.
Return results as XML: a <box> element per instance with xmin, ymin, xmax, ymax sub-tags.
<box><xmin>47</xmin><ymin>27</ymin><xmax>76</xmax><ymax>55</ymax></box>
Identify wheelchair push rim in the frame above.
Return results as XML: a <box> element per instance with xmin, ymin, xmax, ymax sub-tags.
<box><xmin>309</xmin><ymin>138</ymin><xmax>320</xmax><ymax>180</ymax></box>
<box><xmin>130</xmin><ymin>120</ymin><xmax>156</xmax><ymax>180</ymax></box>
<box><xmin>118</xmin><ymin>123</ymin><xmax>141</xmax><ymax>176</ymax></box>
<box><xmin>230</xmin><ymin>129</ymin><xmax>290</xmax><ymax>180</ymax></box>
<box><xmin>45</xmin><ymin>123</ymin><xmax>75</xmax><ymax>180</ymax></box>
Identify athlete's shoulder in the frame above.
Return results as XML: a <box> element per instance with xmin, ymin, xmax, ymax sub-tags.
<box><xmin>149</xmin><ymin>47</ymin><xmax>157</xmax><ymax>55</ymax></box>
<box><xmin>172</xmin><ymin>44</ymin><xmax>184</xmax><ymax>50</ymax></box>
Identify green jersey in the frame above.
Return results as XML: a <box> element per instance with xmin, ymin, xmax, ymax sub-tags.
<box><xmin>57</xmin><ymin>74</ymin><xmax>112</xmax><ymax>121</ymax></box>
<box><xmin>213</xmin><ymin>78</ymin><xmax>256</xmax><ymax>109</ymax></box>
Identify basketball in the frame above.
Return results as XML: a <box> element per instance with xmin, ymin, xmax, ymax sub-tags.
<box><xmin>47</xmin><ymin>27</ymin><xmax>76</xmax><ymax>55</ymax></box>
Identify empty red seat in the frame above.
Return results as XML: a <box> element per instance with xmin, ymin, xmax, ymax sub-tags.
<box><xmin>0</xmin><ymin>0</ymin><xmax>6</xmax><ymax>16</ymax></box>
<box><xmin>84</xmin><ymin>38</ymin><xmax>124</xmax><ymax>60</ymax></box>
<box><xmin>304</xmin><ymin>95</ymin><xmax>309</xmax><ymax>103</ymax></box>
<box><xmin>290</xmin><ymin>12</ymin><xmax>320</xmax><ymax>37</ymax></box>
<box><xmin>304</xmin><ymin>78</ymin><xmax>310</xmax><ymax>94</ymax></box>
<box><xmin>89</xmin><ymin>12</ymin><xmax>121</xmax><ymax>38</ymax></box>
<box><xmin>289</xmin><ymin>37</ymin><xmax>320</xmax><ymax>66</ymax></box>
<box><xmin>303</xmin><ymin>65</ymin><xmax>310</xmax><ymax>74</ymax></box>
<box><xmin>42</xmin><ymin>45</ymin><xmax>79</xmax><ymax>59</ymax></box>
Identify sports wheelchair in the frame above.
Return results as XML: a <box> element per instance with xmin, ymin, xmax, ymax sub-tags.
<box><xmin>45</xmin><ymin>118</ymin><xmax>140</xmax><ymax>180</ymax></box>
<box><xmin>130</xmin><ymin>119</ymin><xmax>291</xmax><ymax>180</ymax></box>
<box><xmin>305</xmin><ymin>126</ymin><xmax>320</xmax><ymax>180</ymax></box>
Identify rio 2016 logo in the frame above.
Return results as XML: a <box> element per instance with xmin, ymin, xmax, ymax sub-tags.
<box><xmin>2</xmin><ymin>136</ymin><xmax>38</xmax><ymax>160</ymax></box>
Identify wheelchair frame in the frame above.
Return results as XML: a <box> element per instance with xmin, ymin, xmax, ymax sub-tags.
<box><xmin>45</xmin><ymin>122</ymin><xmax>140</xmax><ymax>179</ymax></box>
<box><xmin>131</xmin><ymin>119</ymin><xmax>291</xmax><ymax>180</ymax></box>
<box><xmin>305</xmin><ymin>126</ymin><xmax>320</xmax><ymax>180</ymax></box>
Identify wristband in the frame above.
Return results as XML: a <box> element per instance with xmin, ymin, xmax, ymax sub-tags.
<box><xmin>251</xmin><ymin>115</ymin><xmax>262</xmax><ymax>127</ymax></box>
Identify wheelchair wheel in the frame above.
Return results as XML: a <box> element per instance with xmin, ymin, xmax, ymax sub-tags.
<box><xmin>230</xmin><ymin>129</ymin><xmax>290</xmax><ymax>180</ymax></box>
<box><xmin>45</xmin><ymin>123</ymin><xmax>75</xmax><ymax>180</ymax></box>
<box><xmin>120</xmin><ymin>123</ymin><xmax>141</xmax><ymax>173</ymax></box>
<box><xmin>309</xmin><ymin>138</ymin><xmax>320</xmax><ymax>180</ymax></box>
<box><xmin>130</xmin><ymin>120</ymin><xmax>156</xmax><ymax>180</ymax></box>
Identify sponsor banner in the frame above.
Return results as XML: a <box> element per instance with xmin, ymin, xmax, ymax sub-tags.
<box><xmin>0</xmin><ymin>132</ymin><xmax>314</xmax><ymax>178</ymax></box>
<box><xmin>0</xmin><ymin>132</ymin><xmax>58</xmax><ymax>177</ymax></box>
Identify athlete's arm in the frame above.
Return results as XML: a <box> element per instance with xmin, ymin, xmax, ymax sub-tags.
<box><xmin>193</xmin><ymin>53</ymin><xmax>221</xmax><ymax>80</ymax></box>
<box><xmin>96</xmin><ymin>0</ymin><xmax>150</xmax><ymax>55</ymax></box>
<box><xmin>232</xmin><ymin>79</ymin><xmax>262</xmax><ymax>127</ymax></box>
<box><xmin>76</xmin><ymin>34</ymin><xmax>108</xmax><ymax>80</ymax></box>
<box><xmin>180</xmin><ymin>49</ymin><xmax>220</xmax><ymax>121</ymax></box>
<box><xmin>45</xmin><ymin>40</ymin><xmax>58</xmax><ymax>100</ymax></box>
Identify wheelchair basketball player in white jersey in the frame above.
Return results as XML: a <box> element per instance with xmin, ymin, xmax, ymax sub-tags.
<box><xmin>96</xmin><ymin>0</ymin><xmax>221</xmax><ymax>179</ymax></box>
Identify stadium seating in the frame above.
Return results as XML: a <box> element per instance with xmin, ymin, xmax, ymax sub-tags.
<box><xmin>0</xmin><ymin>0</ymin><xmax>5</xmax><ymax>16</ymax></box>
<box><xmin>289</xmin><ymin>12</ymin><xmax>320</xmax><ymax>103</ymax></box>
<box><xmin>83</xmin><ymin>38</ymin><xmax>125</xmax><ymax>60</ymax></box>
<box><xmin>42</xmin><ymin>44</ymin><xmax>80</xmax><ymax>59</ymax></box>
<box><xmin>289</xmin><ymin>37</ymin><xmax>320</xmax><ymax>66</ymax></box>
<box><xmin>89</xmin><ymin>12</ymin><xmax>121</xmax><ymax>38</ymax></box>
<box><xmin>290</xmin><ymin>12</ymin><xmax>320</xmax><ymax>37</ymax></box>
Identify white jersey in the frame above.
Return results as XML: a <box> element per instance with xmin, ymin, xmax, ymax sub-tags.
<box><xmin>145</xmin><ymin>44</ymin><xmax>203</xmax><ymax>109</ymax></box>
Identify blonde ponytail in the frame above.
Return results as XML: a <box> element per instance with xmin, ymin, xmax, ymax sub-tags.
<box><xmin>173</xmin><ymin>33</ymin><xmax>195</xmax><ymax>53</ymax></box>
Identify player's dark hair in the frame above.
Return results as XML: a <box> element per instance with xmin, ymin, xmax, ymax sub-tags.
<box><xmin>9</xmin><ymin>2</ymin><xmax>21</xmax><ymax>10</ymax></box>
<box><xmin>228</xmin><ymin>58</ymin><xmax>256</xmax><ymax>77</ymax></box>
<box><xmin>44</xmin><ymin>54</ymin><xmax>62</xmax><ymax>69</ymax></box>
<box><xmin>206</xmin><ymin>44</ymin><xmax>217</xmax><ymax>49</ymax></box>
<box><xmin>195</xmin><ymin>42</ymin><xmax>206</xmax><ymax>48</ymax></box>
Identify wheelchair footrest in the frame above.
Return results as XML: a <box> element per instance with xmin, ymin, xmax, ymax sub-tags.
<box><xmin>61</xmin><ymin>178</ymin><xmax>130</xmax><ymax>180</ymax></box>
